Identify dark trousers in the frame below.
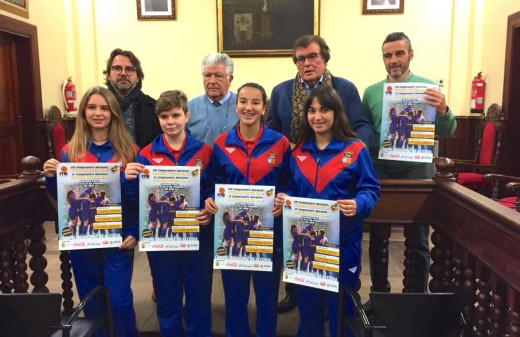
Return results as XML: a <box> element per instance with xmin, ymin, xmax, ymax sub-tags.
<box><xmin>147</xmin><ymin>248</ymin><xmax>213</xmax><ymax>337</ymax></box>
<box><xmin>70</xmin><ymin>248</ymin><xmax>137</xmax><ymax>337</ymax></box>
<box><xmin>221</xmin><ymin>254</ymin><xmax>281</xmax><ymax>337</ymax></box>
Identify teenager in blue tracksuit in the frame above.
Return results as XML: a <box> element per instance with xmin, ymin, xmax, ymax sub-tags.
<box><xmin>205</xmin><ymin>83</ymin><xmax>292</xmax><ymax>337</ymax></box>
<box><xmin>124</xmin><ymin>90</ymin><xmax>213</xmax><ymax>337</ymax></box>
<box><xmin>275</xmin><ymin>86</ymin><xmax>380</xmax><ymax>337</ymax></box>
<box><xmin>43</xmin><ymin>86</ymin><xmax>139</xmax><ymax>337</ymax></box>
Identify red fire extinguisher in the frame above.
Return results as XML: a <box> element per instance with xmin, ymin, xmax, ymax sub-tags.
<box><xmin>62</xmin><ymin>77</ymin><xmax>77</xmax><ymax>113</ymax></box>
<box><xmin>470</xmin><ymin>72</ymin><xmax>485</xmax><ymax>113</ymax></box>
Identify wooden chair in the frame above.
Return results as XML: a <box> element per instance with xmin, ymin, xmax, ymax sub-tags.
<box><xmin>46</xmin><ymin>105</ymin><xmax>68</xmax><ymax>160</ymax></box>
<box><xmin>484</xmin><ymin>173</ymin><xmax>520</xmax><ymax>211</ymax></box>
<box><xmin>338</xmin><ymin>286</ymin><xmax>465</xmax><ymax>337</ymax></box>
<box><xmin>453</xmin><ymin>103</ymin><xmax>504</xmax><ymax>195</ymax></box>
<box><xmin>0</xmin><ymin>286</ymin><xmax>114</xmax><ymax>337</ymax></box>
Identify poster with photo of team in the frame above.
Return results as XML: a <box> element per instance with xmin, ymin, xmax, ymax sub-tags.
<box><xmin>282</xmin><ymin>196</ymin><xmax>340</xmax><ymax>292</ymax></box>
<box><xmin>138</xmin><ymin>166</ymin><xmax>201</xmax><ymax>251</ymax></box>
<box><xmin>56</xmin><ymin>163</ymin><xmax>123</xmax><ymax>250</ymax></box>
<box><xmin>379</xmin><ymin>82</ymin><xmax>439</xmax><ymax>163</ymax></box>
<box><xmin>213</xmin><ymin>184</ymin><xmax>275</xmax><ymax>272</ymax></box>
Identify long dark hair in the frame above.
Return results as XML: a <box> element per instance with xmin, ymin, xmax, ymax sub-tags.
<box><xmin>297</xmin><ymin>86</ymin><xmax>358</xmax><ymax>144</ymax></box>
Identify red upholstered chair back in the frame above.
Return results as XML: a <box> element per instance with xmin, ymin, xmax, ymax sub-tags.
<box><xmin>454</xmin><ymin>104</ymin><xmax>504</xmax><ymax>195</ymax></box>
<box><xmin>52</xmin><ymin>121</ymin><xmax>66</xmax><ymax>161</ymax></box>
<box><xmin>474</xmin><ymin>103</ymin><xmax>504</xmax><ymax>167</ymax></box>
<box><xmin>46</xmin><ymin>106</ymin><xmax>68</xmax><ymax>161</ymax></box>
<box><xmin>478</xmin><ymin>122</ymin><xmax>496</xmax><ymax>165</ymax></box>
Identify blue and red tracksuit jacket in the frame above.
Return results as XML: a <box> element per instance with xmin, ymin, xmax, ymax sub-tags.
<box><xmin>209</xmin><ymin>125</ymin><xmax>291</xmax><ymax>190</ymax></box>
<box><xmin>46</xmin><ymin>140</ymin><xmax>139</xmax><ymax>240</ymax></box>
<box><xmin>124</xmin><ymin>133</ymin><xmax>213</xmax><ymax>243</ymax></box>
<box><xmin>288</xmin><ymin>137</ymin><xmax>380</xmax><ymax>244</ymax></box>
<box><xmin>208</xmin><ymin>125</ymin><xmax>292</xmax><ymax>249</ymax></box>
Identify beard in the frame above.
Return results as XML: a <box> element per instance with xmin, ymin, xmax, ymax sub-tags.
<box><xmin>389</xmin><ymin>67</ymin><xmax>405</xmax><ymax>79</ymax></box>
<box><xmin>112</xmin><ymin>78</ymin><xmax>137</xmax><ymax>97</ymax></box>
<box><xmin>387</xmin><ymin>57</ymin><xmax>411</xmax><ymax>80</ymax></box>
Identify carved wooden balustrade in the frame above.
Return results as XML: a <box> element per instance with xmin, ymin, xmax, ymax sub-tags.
<box><xmin>0</xmin><ymin>156</ymin><xmax>74</xmax><ymax>315</ymax></box>
<box><xmin>0</xmin><ymin>156</ymin><xmax>53</xmax><ymax>294</ymax></box>
<box><xmin>3</xmin><ymin>156</ymin><xmax>520</xmax><ymax>335</ymax></box>
<box><xmin>366</xmin><ymin>157</ymin><xmax>520</xmax><ymax>336</ymax></box>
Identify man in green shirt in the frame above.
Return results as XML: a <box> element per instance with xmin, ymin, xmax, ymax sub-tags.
<box><xmin>363</xmin><ymin>32</ymin><xmax>457</xmax><ymax>297</ymax></box>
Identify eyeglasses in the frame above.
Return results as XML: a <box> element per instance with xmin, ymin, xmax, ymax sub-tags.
<box><xmin>295</xmin><ymin>52</ymin><xmax>320</xmax><ymax>65</ymax></box>
<box><xmin>111</xmin><ymin>65</ymin><xmax>136</xmax><ymax>75</ymax></box>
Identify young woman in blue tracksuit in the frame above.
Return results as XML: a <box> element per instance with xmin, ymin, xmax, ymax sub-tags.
<box><xmin>204</xmin><ymin>83</ymin><xmax>292</xmax><ymax>337</ymax></box>
<box><xmin>123</xmin><ymin>90</ymin><xmax>213</xmax><ymax>337</ymax></box>
<box><xmin>275</xmin><ymin>86</ymin><xmax>380</xmax><ymax>337</ymax></box>
<box><xmin>43</xmin><ymin>86</ymin><xmax>139</xmax><ymax>337</ymax></box>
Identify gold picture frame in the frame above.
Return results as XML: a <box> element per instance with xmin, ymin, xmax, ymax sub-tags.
<box><xmin>217</xmin><ymin>0</ymin><xmax>320</xmax><ymax>57</ymax></box>
<box><xmin>0</xmin><ymin>0</ymin><xmax>28</xmax><ymax>18</ymax></box>
<box><xmin>136</xmin><ymin>0</ymin><xmax>175</xmax><ymax>21</ymax></box>
<box><xmin>363</xmin><ymin>0</ymin><xmax>404</xmax><ymax>15</ymax></box>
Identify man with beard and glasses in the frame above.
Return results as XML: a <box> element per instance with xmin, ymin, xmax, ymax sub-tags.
<box><xmin>103</xmin><ymin>48</ymin><xmax>162</xmax><ymax>304</ymax></box>
<box><xmin>187</xmin><ymin>53</ymin><xmax>239</xmax><ymax>147</ymax></box>
<box><xmin>103</xmin><ymin>48</ymin><xmax>162</xmax><ymax>148</ymax></box>
<box><xmin>362</xmin><ymin>32</ymin><xmax>456</xmax><ymax>309</ymax></box>
<box><xmin>267</xmin><ymin>34</ymin><xmax>373</xmax><ymax>314</ymax></box>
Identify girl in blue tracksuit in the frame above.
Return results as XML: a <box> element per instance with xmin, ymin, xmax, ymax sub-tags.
<box><xmin>205</xmin><ymin>83</ymin><xmax>292</xmax><ymax>337</ymax></box>
<box><xmin>124</xmin><ymin>90</ymin><xmax>213</xmax><ymax>337</ymax></box>
<box><xmin>43</xmin><ymin>86</ymin><xmax>139</xmax><ymax>337</ymax></box>
<box><xmin>275</xmin><ymin>86</ymin><xmax>380</xmax><ymax>337</ymax></box>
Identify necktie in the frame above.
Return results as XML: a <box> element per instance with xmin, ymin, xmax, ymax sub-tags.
<box><xmin>212</xmin><ymin>101</ymin><xmax>221</xmax><ymax>107</ymax></box>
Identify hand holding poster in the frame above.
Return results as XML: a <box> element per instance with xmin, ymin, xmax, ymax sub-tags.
<box><xmin>138</xmin><ymin>165</ymin><xmax>201</xmax><ymax>251</ymax></box>
<box><xmin>57</xmin><ymin>163</ymin><xmax>123</xmax><ymax>250</ymax></box>
<box><xmin>282</xmin><ymin>196</ymin><xmax>340</xmax><ymax>292</ymax></box>
<box><xmin>213</xmin><ymin>184</ymin><xmax>275</xmax><ymax>272</ymax></box>
<box><xmin>379</xmin><ymin>82</ymin><xmax>439</xmax><ymax>163</ymax></box>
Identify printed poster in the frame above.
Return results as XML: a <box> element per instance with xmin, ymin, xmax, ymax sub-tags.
<box><xmin>379</xmin><ymin>82</ymin><xmax>439</xmax><ymax>163</ymax></box>
<box><xmin>282</xmin><ymin>196</ymin><xmax>340</xmax><ymax>292</ymax></box>
<box><xmin>138</xmin><ymin>166</ymin><xmax>201</xmax><ymax>251</ymax></box>
<box><xmin>213</xmin><ymin>184</ymin><xmax>275</xmax><ymax>272</ymax></box>
<box><xmin>57</xmin><ymin>163</ymin><xmax>123</xmax><ymax>250</ymax></box>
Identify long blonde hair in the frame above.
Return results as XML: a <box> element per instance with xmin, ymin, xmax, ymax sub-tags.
<box><xmin>68</xmin><ymin>86</ymin><xmax>136</xmax><ymax>165</ymax></box>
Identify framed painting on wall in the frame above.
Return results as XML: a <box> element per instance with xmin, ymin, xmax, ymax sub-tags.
<box><xmin>137</xmin><ymin>0</ymin><xmax>175</xmax><ymax>21</ymax></box>
<box><xmin>217</xmin><ymin>0</ymin><xmax>320</xmax><ymax>57</ymax></box>
<box><xmin>363</xmin><ymin>0</ymin><xmax>404</xmax><ymax>14</ymax></box>
<box><xmin>0</xmin><ymin>0</ymin><xmax>29</xmax><ymax>18</ymax></box>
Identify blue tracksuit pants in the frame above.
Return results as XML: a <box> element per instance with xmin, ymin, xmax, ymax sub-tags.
<box><xmin>221</xmin><ymin>254</ymin><xmax>281</xmax><ymax>337</ymax></box>
<box><xmin>70</xmin><ymin>248</ymin><xmax>137</xmax><ymax>337</ymax></box>
<box><xmin>296</xmin><ymin>239</ymin><xmax>361</xmax><ymax>337</ymax></box>
<box><xmin>147</xmin><ymin>248</ymin><xmax>213</xmax><ymax>337</ymax></box>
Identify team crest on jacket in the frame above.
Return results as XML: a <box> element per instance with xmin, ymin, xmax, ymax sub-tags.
<box><xmin>297</xmin><ymin>155</ymin><xmax>307</xmax><ymax>162</ymax></box>
<box><xmin>342</xmin><ymin>151</ymin><xmax>353</xmax><ymax>164</ymax></box>
<box><xmin>225</xmin><ymin>147</ymin><xmax>235</xmax><ymax>154</ymax></box>
<box><xmin>152</xmin><ymin>157</ymin><xmax>164</xmax><ymax>164</ymax></box>
<box><xmin>267</xmin><ymin>152</ymin><xmax>276</xmax><ymax>165</ymax></box>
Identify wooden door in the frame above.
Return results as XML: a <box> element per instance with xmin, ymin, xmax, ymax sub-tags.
<box><xmin>501</xmin><ymin>12</ymin><xmax>520</xmax><ymax>175</ymax></box>
<box><xmin>0</xmin><ymin>32</ymin><xmax>23</xmax><ymax>175</ymax></box>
